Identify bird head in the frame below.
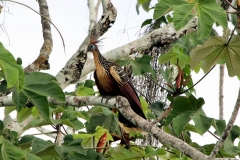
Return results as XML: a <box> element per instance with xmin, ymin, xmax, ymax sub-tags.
<box><xmin>87</xmin><ymin>38</ymin><xmax>105</xmax><ymax>52</ymax></box>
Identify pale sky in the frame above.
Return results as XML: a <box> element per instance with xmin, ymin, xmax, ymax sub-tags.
<box><xmin>0</xmin><ymin>0</ymin><xmax>239</xmax><ymax>146</ymax></box>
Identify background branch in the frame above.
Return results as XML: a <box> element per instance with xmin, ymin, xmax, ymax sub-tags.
<box><xmin>81</xmin><ymin>17</ymin><xmax>198</xmax><ymax>79</ymax></box>
<box><xmin>209</xmin><ymin>86</ymin><xmax>240</xmax><ymax>159</ymax></box>
<box><xmin>55</xmin><ymin>0</ymin><xmax>117</xmax><ymax>89</ymax></box>
<box><xmin>24</xmin><ymin>0</ymin><xmax>53</xmax><ymax>72</ymax></box>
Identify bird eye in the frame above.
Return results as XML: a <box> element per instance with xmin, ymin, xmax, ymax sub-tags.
<box><xmin>87</xmin><ymin>44</ymin><xmax>96</xmax><ymax>51</ymax></box>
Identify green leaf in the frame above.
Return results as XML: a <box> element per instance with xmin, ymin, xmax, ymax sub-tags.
<box><xmin>12</xmin><ymin>89</ymin><xmax>28</xmax><ymax>112</ymax></box>
<box><xmin>2</xmin><ymin>138</ymin><xmax>41</xmax><ymax>160</ymax></box>
<box><xmin>165</xmin><ymin>95</ymin><xmax>204</xmax><ymax>136</ymax></box>
<box><xmin>32</xmin><ymin>138</ymin><xmax>53</xmax><ymax>154</ymax></box>
<box><xmin>139</xmin><ymin>96</ymin><xmax>150</xmax><ymax>118</ymax></box>
<box><xmin>148</xmin><ymin>101</ymin><xmax>165</xmax><ymax>117</ymax></box>
<box><xmin>191</xmin><ymin>113</ymin><xmax>213</xmax><ymax>135</ymax></box>
<box><xmin>191</xmin><ymin>31</ymin><xmax>240</xmax><ymax>77</ymax></box>
<box><xmin>212</xmin><ymin>119</ymin><xmax>226</xmax><ymax>136</ymax></box>
<box><xmin>203</xmin><ymin>144</ymin><xmax>236</xmax><ymax>158</ymax></box>
<box><xmin>197</xmin><ymin>0</ymin><xmax>227</xmax><ymax>38</ymax></box>
<box><xmin>166</xmin><ymin>95</ymin><xmax>204</xmax><ymax>125</ymax></box>
<box><xmin>141</xmin><ymin>19</ymin><xmax>152</xmax><ymax>28</ymax></box>
<box><xmin>17</xmin><ymin>107</ymin><xmax>33</xmax><ymax>122</ymax></box>
<box><xmin>85</xmin><ymin>112</ymin><xmax>121</xmax><ymax>136</ymax></box>
<box><xmin>55</xmin><ymin>138</ymin><xmax>86</xmax><ymax>158</ymax></box>
<box><xmin>24</xmin><ymin>72</ymin><xmax>65</xmax><ymax>102</ymax></box>
<box><xmin>158</xmin><ymin>44</ymin><xmax>189</xmax><ymax>69</ymax></box>
<box><xmin>0</xmin><ymin>44</ymin><xmax>19</xmax><ymax>88</ymax></box>
<box><xmin>131</xmin><ymin>55</ymin><xmax>156</xmax><ymax>80</ymax></box>
<box><xmin>74</xmin><ymin>126</ymin><xmax>113</xmax><ymax>149</ymax></box>
<box><xmin>22</xmin><ymin>89</ymin><xmax>50</xmax><ymax>120</ymax></box>
<box><xmin>223</xmin><ymin>125</ymin><xmax>240</xmax><ymax>155</ymax></box>
<box><xmin>19</xmin><ymin>135</ymin><xmax>35</xmax><ymax>150</ymax></box>
<box><xmin>153</xmin><ymin>0</ymin><xmax>187</xmax><ymax>20</ymax></box>
<box><xmin>173</xmin><ymin>3</ymin><xmax>196</xmax><ymax>30</ymax></box>
<box><xmin>51</xmin><ymin>110</ymin><xmax>85</xmax><ymax>130</ymax></box>
<box><xmin>172</xmin><ymin>111</ymin><xmax>194</xmax><ymax>136</ymax></box>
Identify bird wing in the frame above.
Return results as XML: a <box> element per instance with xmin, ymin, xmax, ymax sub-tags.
<box><xmin>109</xmin><ymin>65</ymin><xmax>146</xmax><ymax>119</ymax></box>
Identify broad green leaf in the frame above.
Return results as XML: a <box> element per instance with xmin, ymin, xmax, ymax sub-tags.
<box><xmin>107</xmin><ymin>146</ymin><xmax>145</xmax><ymax>160</ymax></box>
<box><xmin>2</xmin><ymin>138</ymin><xmax>41</xmax><ymax>160</ymax></box>
<box><xmin>0</xmin><ymin>44</ymin><xmax>19</xmax><ymax>88</ymax></box>
<box><xmin>12</xmin><ymin>89</ymin><xmax>28</xmax><ymax>112</ymax></box>
<box><xmin>36</xmin><ymin>145</ymin><xmax>60</xmax><ymax>158</ymax></box>
<box><xmin>158</xmin><ymin>44</ymin><xmax>189</xmax><ymax>69</ymax></box>
<box><xmin>148</xmin><ymin>101</ymin><xmax>165</xmax><ymax>117</ymax></box>
<box><xmin>191</xmin><ymin>113</ymin><xmax>213</xmax><ymax>135</ymax></box>
<box><xmin>191</xmin><ymin>31</ymin><xmax>240</xmax><ymax>77</ymax></box>
<box><xmin>197</xmin><ymin>0</ymin><xmax>227</xmax><ymax>37</ymax></box>
<box><xmin>55</xmin><ymin>138</ymin><xmax>86</xmax><ymax>158</ymax></box>
<box><xmin>17</xmin><ymin>107</ymin><xmax>33</xmax><ymax>122</ymax></box>
<box><xmin>131</xmin><ymin>55</ymin><xmax>156</xmax><ymax>80</ymax></box>
<box><xmin>74</xmin><ymin>126</ymin><xmax>113</xmax><ymax>149</ymax></box>
<box><xmin>223</xmin><ymin>126</ymin><xmax>240</xmax><ymax>155</ymax></box>
<box><xmin>51</xmin><ymin>110</ymin><xmax>85</xmax><ymax>130</ymax></box>
<box><xmin>166</xmin><ymin>95</ymin><xmax>204</xmax><ymax>125</ymax></box>
<box><xmin>24</xmin><ymin>72</ymin><xmax>56</xmax><ymax>85</ymax></box>
<box><xmin>172</xmin><ymin>111</ymin><xmax>194</xmax><ymax>136</ymax></box>
<box><xmin>22</xmin><ymin>89</ymin><xmax>49</xmax><ymax>120</ymax></box>
<box><xmin>19</xmin><ymin>135</ymin><xmax>35</xmax><ymax>150</ymax></box>
<box><xmin>25</xmin><ymin>73</ymin><xmax>65</xmax><ymax>102</ymax></box>
<box><xmin>203</xmin><ymin>144</ymin><xmax>236</xmax><ymax>158</ymax></box>
<box><xmin>31</xmin><ymin>138</ymin><xmax>53</xmax><ymax>154</ymax></box>
<box><xmin>153</xmin><ymin>0</ymin><xmax>187</xmax><ymax>20</ymax></box>
<box><xmin>173</xmin><ymin>3</ymin><xmax>196</xmax><ymax>30</ymax></box>
<box><xmin>85</xmin><ymin>112</ymin><xmax>121</xmax><ymax>136</ymax></box>
<box><xmin>212</xmin><ymin>119</ymin><xmax>226</xmax><ymax>136</ymax></box>
<box><xmin>76</xmin><ymin>85</ymin><xmax>95</xmax><ymax>96</ymax></box>
<box><xmin>145</xmin><ymin>146</ymin><xmax>166</xmax><ymax>157</ymax></box>
<box><xmin>165</xmin><ymin>95</ymin><xmax>204</xmax><ymax>136</ymax></box>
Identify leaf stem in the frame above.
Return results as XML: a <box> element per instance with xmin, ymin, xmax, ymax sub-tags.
<box><xmin>180</xmin><ymin>66</ymin><xmax>215</xmax><ymax>94</ymax></box>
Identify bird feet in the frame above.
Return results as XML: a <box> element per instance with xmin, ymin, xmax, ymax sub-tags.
<box><xmin>101</xmin><ymin>95</ymin><xmax>115</xmax><ymax>104</ymax></box>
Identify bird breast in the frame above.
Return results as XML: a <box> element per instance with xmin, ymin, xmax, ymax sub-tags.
<box><xmin>96</xmin><ymin>65</ymin><xmax>115</xmax><ymax>93</ymax></box>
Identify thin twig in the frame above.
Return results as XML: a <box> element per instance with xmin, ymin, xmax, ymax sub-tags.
<box><xmin>225</xmin><ymin>0</ymin><xmax>237</xmax><ymax>10</ymax></box>
<box><xmin>144</xmin><ymin>74</ymin><xmax>174</xmax><ymax>94</ymax></box>
<box><xmin>152</xmin><ymin>103</ymin><xmax>172</xmax><ymax>124</ymax></box>
<box><xmin>4</xmin><ymin>0</ymin><xmax>65</xmax><ymax>51</ymax></box>
<box><xmin>208</xmin><ymin>86</ymin><xmax>240</xmax><ymax>159</ymax></box>
<box><xmin>180</xmin><ymin>66</ymin><xmax>215</xmax><ymax>94</ymax></box>
<box><xmin>208</xmin><ymin>130</ymin><xmax>220</xmax><ymax>140</ymax></box>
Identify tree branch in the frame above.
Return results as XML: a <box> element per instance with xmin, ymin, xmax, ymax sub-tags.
<box><xmin>24</xmin><ymin>0</ymin><xmax>53</xmax><ymax>72</ymax></box>
<box><xmin>208</xmin><ymin>86</ymin><xmax>240</xmax><ymax>159</ymax></box>
<box><xmin>219</xmin><ymin>65</ymin><xmax>224</xmax><ymax>119</ymax></box>
<box><xmin>1</xmin><ymin>95</ymin><xmax>238</xmax><ymax>160</ymax></box>
<box><xmin>81</xmin><ymin>17</ymin><xmax>198</xmax><ymax>79</ymax></box>
<box><xmin>55</xmin><ymin>0</ymin><xmax>117</xmax><ymax>89</ymax></box>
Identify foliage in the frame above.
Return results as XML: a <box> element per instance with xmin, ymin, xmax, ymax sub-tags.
<box><xmin>1</xmin><ymin>0</ymin><xmax>240</xmax><ymax>159</ymax></box>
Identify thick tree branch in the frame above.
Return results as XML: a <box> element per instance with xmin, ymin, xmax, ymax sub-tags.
<box><xmin>88</xmin><ymin>0</ymin><xmax>98</xmax><ymax>32</ymax></box>
<box><xmin>55</xmin><ymin>0</ymin><xmax>117</xmax><ymax>89</ymax></box>
<box><xmin>81</xmin><ymin>17</ymin><xmax>198</xmax><ymax>78</ymax></box>
<box><xmin>0</xmin><ymin>95</ymin><xmax>238</xmax><ymax>160</ymax></box>
<box><xmin>209</xmin><ymin>86</ymin><xmax>240</xmax><ymax>159</ymax></box>
<box><xmin>24</xmin><ymin>0</ymin><xmax>53</xmax><ymax>72</ymax></box>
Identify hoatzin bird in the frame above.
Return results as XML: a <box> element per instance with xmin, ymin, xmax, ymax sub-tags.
<box><xmin>87</xmin><ymin>39</ymin><xmax>146</xmax><ymax>147</ymax></box>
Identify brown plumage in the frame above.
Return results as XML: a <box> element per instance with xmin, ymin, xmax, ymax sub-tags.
<box><xmin>87</xmin><ymin>40</ymin><xmax>146</xmax><ymax>146</ymax></box>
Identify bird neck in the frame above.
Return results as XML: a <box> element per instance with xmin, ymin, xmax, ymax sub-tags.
<box><xmin>92</xmin><ymin>49</ymin><xmax>112</xmax><ymax>70</ymax></box>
